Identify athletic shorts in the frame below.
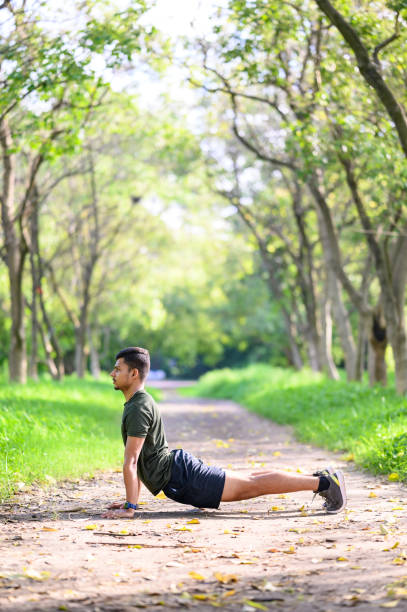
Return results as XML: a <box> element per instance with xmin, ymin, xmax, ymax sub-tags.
<box><xmin>162</xmin><ymin>449</ymin><xmax>226</xmax><ymax>509</ymax></box>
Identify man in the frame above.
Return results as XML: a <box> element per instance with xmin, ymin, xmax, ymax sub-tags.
<box><xmin>102</xmin><ymin>347</ymin><xmax>346</xmax><ymax>519</ymax></box>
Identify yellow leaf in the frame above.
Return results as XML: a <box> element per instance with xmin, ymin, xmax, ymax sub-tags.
<box><xmin>228</xmin><ymin>438</ymin><xmax>235</xmax><ymax>442</ymax></box>
<box><xmin>393</xmin><ymin>557</ymin><xmax>406</xmax><ymax>565</ymax></box>
<box><xmin>278</xmin><ymin>494</ymin><xmax>287</xmax><ymax>499</ymax></box>
<box><xmin>273</xmin><ymin>451</ymin><xmax>281</xmax><ymax>457</ymax></box>
<box><xmin>175</xmin><ymin>526</ymin><xmax>192</xmax><ymax>532</ymax></box>
<box><xmin>166</xmin><ymin>524</ymin><xmax>172</xmax><ymax>528</ymax></box>
<box><xmin>369</xmin><ymin>492</ymin><xmax>377</xmax><ymax>498</ymax></box>
<box><xmin>350</xmin><ymin>566</ymin><xmax>362</xmax><ymax>570</ymax></box>
<box><xmin>119</xmin><ymin>529</ymin><xmax>129</xmax><ymax>535</ymax></box>
<box><xmin>41</xmin><ymin>527</ymin><xmax>58</xmax><ymax>532</ymax></box>
<box><xmin>392</xmin><ymin>507</ymin><xmax>404</xmax><ymax>511</ymax></box>
<box><xmin>189</xmin><ymin>571</ymin><xmax>205</xmax><ymax>581</ymax></box>
<box><xmin>222</xmin><ymin>590</ymin><xmax>236</xmax><ymax>598</ymax></box>
<box><xmin>193</xmin><ymin>594</ymin><xmax>209</xmax><ymax>601</ymax></box>
<box><xmin>388</xmin><ymin>473</ymin><xmax>400</xmax><ymax>482</ymax></box>
<box><xmin>142</xmin><ymin>520</ymin><xmax>151</xmax><ymax>524</ymax></box>
<box><xmin>224</xmin><ymin>529</ymin><xmax>231</xmax><ymax>534</ymax></box>
<box><xmin>337</xmin><ymin>557</ymin><xmax>349</xmax><ymax>562</ymax></box>
<box><xmin>214</xmin><ymin>572</ymin><xmax>238</xmax><ymax>584</ymax></box>
<box><xmin>283</xmin><ymin>546</ymin><xmax>296</xmax><ymax>554</ymax></box>
<box><xmin>243</xmin><ymin>600</ymin><xmax>268</xmax><ymax>610</ymax></box>
<box><xmin>155</xmin><ymin>491</ymin><xmax>167</xmax><ymax>499</ymax></box>
<box><xmin>296</xmin><ymin>468</ymin><xmax>303</xmax><ymax>473</ymax></box>
<box><xmin>190</xmin><ymin>548</ymin><xmax>201</xmax><ymax>553</ymax></box>
<box><xmin>187</xmin><ymin>519</ymin><xmax>200</xmax><ymax>524</ymax></box>
<box><xmin>24</xmin><ymin>569</ymin><xmax>50</xmax><ymax>581</ymax></box>
<box><xmin>343</xmin><ymin>453</ymin><xmax>355</xmax><ymax>462</ymax></box>
<box><xmin>84</xmin><ymin>524</ymin><xmax>98</xmax><ymax>531</ymax></box>
<box><xmin>128</xmin><ymin>544</ymin><xmax>142</xmax><ymax>549</ymax></box>
<box><xmin>271</xmin><ymin>506</ymin><xmax>284</xmax><ymax>511</ymax></box>
<box><xmin>380</xmin><ymin>602</ymin><xmax>400</xmax><ymax>608</ymax></box>
<box><xmin>391</xmin><ymin>542</ymin><xmax>400</xmax><ymax>549</ymax></box>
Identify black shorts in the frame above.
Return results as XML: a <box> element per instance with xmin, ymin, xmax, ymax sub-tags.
<box><xmin>163</xmin><ymin>449</ymin><xmax>225</xmax><ymax>509</ymax></box>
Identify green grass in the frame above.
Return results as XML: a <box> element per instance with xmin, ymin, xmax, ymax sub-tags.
<box><xmin>183</xmin><ymin>364</ymin><xmax>407</xmax><ymax>481</ymax></box>
<box><xmin>0</xmin><ymin>375</ymin><xmax>161</xmax><ymax>501</ymax></box>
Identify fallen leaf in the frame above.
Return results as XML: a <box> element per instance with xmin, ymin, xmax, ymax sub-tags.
<box><xmin>187</xmin><ymin>519</ymin><xmax>200</xmax><ymax>524</ymax></box>
<box><xmin>189</xmin><ymin>571</ymin><xmax>205</xmax><ymax>581</ymax></box>
<box><xmin>388</xmin><ymin>473</ymin><xmax>400</xmax><ymax>482</ymax></box>
<box><xmin>336</xmin><ymin>557</ymin><xmax>349</xmax><ymax>562</ymax></box>
<box><xmin>271</xmin><ymin>506</ymin><xmax>284</xmax><ymax>512</ymax></box>
<box><xmin>214</xmin><ymin>572</ymin><xmax>238</xmax><ymax>584</ymax></box>
<box><xmin>273</xmin><ymin>451</ymin><xmax>281</xmax><ymax>457</ymax></box>
<box><xmin>369</xmin><ymin>492</ymin><xmax>378</xmax><ymax>498</ymax></box>
<box><xmin>380</xmin><ymin>601</ymin><xmax>400</xmax><ymax>608</ymax></box>
<box><xmin>393</xmin><ymin>557</ymin><xmax>406</xmax><ymax>565</ymax></box>
<box><xmin>84</xmin><ymin>525</ymin><xmax>98</xmax><ymax>531</ymax></box>
<box><xmin>41</xmin><ymin>527</ymin><xmax>58</xmax><ymax>532</ymax></box>
<box><xmin>243</xmin><ymin>600</ymin><xmax>268</xmax><ymax>610</ymax></box>
<box><xmin>222</xmin><ymin>590</ymin><xmax>236</xmax><ymax>598</ymax></box>
<box><xmin>174</xmin><ymin>526</ymin><xmax>192</xmax><ymax>532</ymax></box>
<box><xmin>283</xmin><ymin>546</ymin><xmax>296</xmax><ymax>554</ymax></box>
<box><xmin>155</xmin><ymin>492</ymin><xmax>167</xmax><ymax>499</ymax></box>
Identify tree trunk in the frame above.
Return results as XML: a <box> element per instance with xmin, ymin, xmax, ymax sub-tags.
<box><xmin>282</xmin><ymin>309</ymin><xmax>304</xmax><ymax>370</ymax></box>
<box><xmin>38</xmin><ymin>324</ymin><xmax>59</xmax><ymax>380</ymax></box>
<box><xmin>313</xmin><ymin>197</ymin><xmax>357</xmax><ymax>379</ymax></box>
<box><xmin>368</xmin><ymin>308</ymin><xmax>387</xmax><ymax>386</ymax></box>
<box><xmin>28</xmin><ymin>246</ymin><xmax>39</xmax><ymax>380</ymax></box>
<box><xmin>88</xmin><ymin>325</ymin><xmax>101</xmax><ymax>379</ymax></box>
<box><xmin>1</xmin><ymin>118</ymin><xmax>28</xmax><ymax>383</ymax></box>
<box><xmin>8</xmin><ymin>257</ymin><xmax>28</xmax><ymax>383</ymax></box>
<box><xmin>320</xmin><ymin>273</ymin><xmax>339</xmax><ymax>379</ymax></box>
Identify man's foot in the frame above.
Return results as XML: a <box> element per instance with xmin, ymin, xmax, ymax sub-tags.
<box><xmin>313</xmin><ymin>467</ymin><xmax>347</xmax><ymax>514</ymax></box>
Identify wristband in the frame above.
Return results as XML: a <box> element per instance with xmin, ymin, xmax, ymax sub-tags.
<box><xmin>124</xmin><ymin>501</ymin><xmax>138</xmax><ymax>510</ymax></box>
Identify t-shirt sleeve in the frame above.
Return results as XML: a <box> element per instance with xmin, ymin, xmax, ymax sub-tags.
<box><xmin>124</xmin><ymin>401</ymin><xmax>153</xmax><ymax>438</ymax></box>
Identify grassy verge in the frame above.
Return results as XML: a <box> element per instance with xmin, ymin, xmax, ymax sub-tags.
<box><xmin>0</xmin><ymin>376</ymin><xmax>161</xmax><ymax>501</ymax></box>
<box><xmin>183</xmin><ymin>364</ymin><xmax>407</xmax><ymax>482</ymax></box>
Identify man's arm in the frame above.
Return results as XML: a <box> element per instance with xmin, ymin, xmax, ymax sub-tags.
<box><xmin>102</xmin><ymin>436</ymin><xmax>145</xmax><ymax>518</ymax></box>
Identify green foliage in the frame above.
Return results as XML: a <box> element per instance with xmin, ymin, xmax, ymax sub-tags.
<box><xmin>186</xmin><ymin>365</ymin><xmax>407</xmax><ymax>480</ymax></box>
<box><xmin>0</xmin><ymin>376</ymin><xmax>161</xmax><ymax>501</ymax></box>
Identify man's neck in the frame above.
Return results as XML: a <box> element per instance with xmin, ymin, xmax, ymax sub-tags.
<box><xmin>123</xmin><ymin>382</ymin><xmax>145</xmax><ymax>402</ymax></box>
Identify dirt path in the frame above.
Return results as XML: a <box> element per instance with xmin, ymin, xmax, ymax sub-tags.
<box><xmin>1</xmin><ymin>382</ymin><xmax>407</xmax><ymax>611</ymax></box>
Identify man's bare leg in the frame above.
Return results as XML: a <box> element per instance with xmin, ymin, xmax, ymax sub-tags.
<box><xmin>221</xmin><ymin>469</ymin><xmax>319</xmax><ymax>502</ymax></box>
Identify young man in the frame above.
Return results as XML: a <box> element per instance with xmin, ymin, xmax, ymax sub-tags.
<box><xmin>102</xmin><ymin>347</ymin><xmax>346</xmax><ymax>519</ymax></box>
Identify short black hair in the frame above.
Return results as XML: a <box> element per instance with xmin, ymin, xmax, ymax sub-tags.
<box><xmin>115</xmin><ymin>347</ymin><xmax>150</xmax><ymax>382</ymax></box>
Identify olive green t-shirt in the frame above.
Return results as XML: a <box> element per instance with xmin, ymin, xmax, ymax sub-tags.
<box><xmin>121</xmin><ymin>389</ymin><xmax>173</xmax><ymax>496</ymax></box>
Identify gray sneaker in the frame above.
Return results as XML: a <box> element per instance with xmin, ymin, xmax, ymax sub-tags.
<box><xmin>313</xmin><ymin>467</ymin><xmax>347</xmax><ymax>514</ymax></box>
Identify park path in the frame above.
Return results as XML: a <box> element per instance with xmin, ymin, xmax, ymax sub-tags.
<box><xmin>1</xmin><ymin>381</ymin><xmax>407</xmax><ymax>611</ymax></box>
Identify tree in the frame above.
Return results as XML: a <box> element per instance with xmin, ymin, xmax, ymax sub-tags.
<box><xmin>0</xmin><ymin>0</ymin><xmax>154</xmax><ymax>381</ymax></box>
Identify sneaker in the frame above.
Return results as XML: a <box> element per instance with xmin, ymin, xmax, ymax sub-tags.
<box><xmin>313</xmin><ymin>467</ymin><xmax>347</xmax><ymax>514</ymax></box>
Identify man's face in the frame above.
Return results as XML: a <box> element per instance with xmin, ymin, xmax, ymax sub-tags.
<box><xmin>110</xmin><ymin>358</ymin><xmax>136</xmax><ymax>391</ymax></box>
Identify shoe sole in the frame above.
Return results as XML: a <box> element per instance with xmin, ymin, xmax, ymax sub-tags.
<box><xmin>325</xmin><ymin>469</ymin><xmax>347</xmax><ymax>514</ymax></box>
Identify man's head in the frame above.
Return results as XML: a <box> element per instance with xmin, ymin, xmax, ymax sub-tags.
<box><xmin>110</xmin><ymin>347</ymin><xmax>150</xmax><ymax>391</ymax></box>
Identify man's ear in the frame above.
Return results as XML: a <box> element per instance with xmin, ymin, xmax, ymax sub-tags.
<box><xmin>131</xmin><ymin>367</ymin><xmax>139</xmax><ymax>379</ymax></box>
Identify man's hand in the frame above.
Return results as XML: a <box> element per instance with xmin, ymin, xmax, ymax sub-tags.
<box><xmin>101</xmin><ymin>508</ymin><xmax>135</xmax><ymax>519</ymax></box>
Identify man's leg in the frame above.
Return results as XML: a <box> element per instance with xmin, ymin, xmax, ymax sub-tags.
<box><xmin>221</xmin><ymin>469</ymin><xmax>319</xmax><ymax>502</ymax></box>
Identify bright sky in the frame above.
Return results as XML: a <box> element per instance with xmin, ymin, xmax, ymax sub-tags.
<box><xmin>140</xmin><ymin>0</ymin><xmax>223</xmax><ymax>37</ymax></box>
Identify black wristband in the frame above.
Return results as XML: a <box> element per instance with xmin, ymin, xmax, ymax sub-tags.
<box><xmin>124</xmin><ymin>501</ymin><xmax>138</xmax><ymax>510</ymax></box>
